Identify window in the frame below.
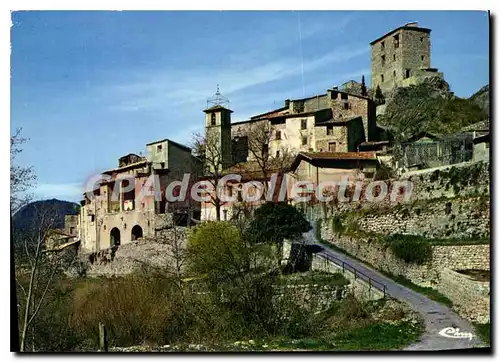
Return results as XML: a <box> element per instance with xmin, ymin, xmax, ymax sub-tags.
<box><xmin>90</xmin><ymin>215</ymin><xmax>95</xmax><ymax>223</ymax></box>
<box><xmin>301</xmin><ymin>136</ymin><xmax>307</xmax><ymax>146</ymax></box>
<box><xmin>340</xmin><ymin>93</ymin><xmax>348</xmax><ymax>100</ymax></box>
<box><xmin>328</xmin><ymin>142</ymin><xmax>336</xmax><ymax>152</ymax></box>
<box><xmin>381</xmin><ymin>41</ymin><xmax>385</xmax><ymax>50</ymax></box>
<box><xmin>405</xmin><ymin>69</ymin><xmax>411</xmax><ymax>78</ymax></box>
<box><xmin>421</xmin><ymin>55</ymin><xmax>425</xmax><ymax>61</ymax></box>
<box><xmin>380</xmin><ymin>74</ymin><xmax>384</xmax><ymax>82</ymax></box>
<box><xmin>157</xmin><ymin>144</ymin><xmax>162</xmax><ymax>152</ymax></box>
<box><xmin>327</xmin><ymin>125</ymin><xmax>333</xmax><ymax>136</ymax></box>
<box><xmin>381</xmin><ymin>55</ymin><xmax>386</xmax><ymax>66</ymax></box>
<box><xmin>393</xmin><ymin>34</ymin><xmax>399</xmax><ymax>48</ymax></box>
<box><xmin>276</xmin><ymin>150</ymin><xmax>280</xmax><ymax>157</ymax></box>
<box><xmin>393</xmin><ymin>70</ymin><xmax>396</xmax><ymax>78</ymax></box>
<box><xmin>211</xmin><ymin>113</ymin><xmax>216</xmax><ymax>126</ymax></box>
<box><xmin>70</xmin><ymin>227</ymin><xmax>75</xmax><ymax>234</ymax></box>
<box><xmin>420</xmin><ymin>37</ymin><xmax>424</xmax><ymax>42</ymax></box>
<box><xmin>301</xmin><ymin>119</ymin><xmax>307</xmax><ymax>130</ymax></box>
<box><xmin>275</xmin><ymin>130</ymin><xmax>282</xmax><ymax>140</ymax></box>
<box><xmin>343</xmin><ymin>103</ymin><xmax>349</xmax><ymax>110</ymax></box>
<box><xmin>393</xmin><ymin>54</ymin><xmax>396</xmax><ymax>61</ymax></box>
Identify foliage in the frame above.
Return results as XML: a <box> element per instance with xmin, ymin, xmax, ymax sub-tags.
<box><xmin>378</xmin><ymin>78</ymin><xmax>487</xmax><ymax>140</ymax></box>
<box><xmin>474</xmin><ymin>322</ymin><xmax>490</xmax><ymax>345</ymax></box>
<box><xmin>246</xmin><ymin>202</ymin><xmax>312</xmax><ymax>245</ymax></box>
<box><xmin>374</xmin><ymin>85</ymin><xmax>385</xmax><ymax>105</ymax></box>
<box><xmin>385</xmin><ymin>234</ymin><xmax>432</xmax><ymax>265</ymax></box>
<box><xmin>360</xmin><ymin>75</ymin><xmax>367</xmax><ymax>96</ymax></box>
<box><xmin>373</xmin><ymin>163</ymin><xmax>396</xmax><ymax>181</ymax></box>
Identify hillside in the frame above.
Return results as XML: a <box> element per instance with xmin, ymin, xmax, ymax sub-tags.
<box><xmin>469</xmin><ymin>84</ymin><xmax>490</xmax><ymax>116</ymax></box>
<box><xmin>12</xmin><ymin>198</ymin><xmax>79</xmax><ymax>234</ymax></box>
<box><xmin>378</xmin><ymin>78</ymin><xmax>488</xmax><ymax>140</ymax></box>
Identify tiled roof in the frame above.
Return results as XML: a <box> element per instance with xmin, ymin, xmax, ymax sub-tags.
<box><xmin>299</xmin><ymin>151</ymin><xmax>378</xmax><ymax>161</ymax></box>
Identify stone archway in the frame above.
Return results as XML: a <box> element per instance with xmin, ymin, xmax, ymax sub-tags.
<box><xmin>110</xmin><ymin>227</ymin><xmax>121</xmax><ymax>246</ymax></box>
<box><xmin>131</xmin><ymin>225</ymin><xmax>143</xmax><ymax>241</ymax></box>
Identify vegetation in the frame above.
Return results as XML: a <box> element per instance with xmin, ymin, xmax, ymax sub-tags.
<box><xmin>378</xmin><ymin>78</ymin><xmax>487</xmax><ymax>140</ymax></box>
<box><xmin>474</xmin><ymin>322</ymin><xmax>490</xmax><ymax>345</ymax></box>
<box><xmin>384</xmin><ymin>234</ymin><xmax>433</xmax><ymax>265</ymax></box>
<box><xmin>383</xmin><ymin>274</ymin><xmax>453</xmax><ymax>307</ymax></box>
<box><xmin>374</xmin><ymin>85</ymin><xmax>385</xmax><ymax>105</ymax></box>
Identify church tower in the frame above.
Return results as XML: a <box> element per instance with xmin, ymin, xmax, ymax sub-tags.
<box><xmin>203</xmin><ymin>86</ymin><xmax>233</xmax><ymax>174</ymax></box>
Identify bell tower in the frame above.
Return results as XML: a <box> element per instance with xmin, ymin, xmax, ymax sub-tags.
<box><xmin>203</xmin><ymin>86</ymin><xmax>233</xmax><ymax>173</ymax></box>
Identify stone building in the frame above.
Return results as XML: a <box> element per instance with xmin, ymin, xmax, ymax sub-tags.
<box><xmin>78</xmin><ymin>140</ymin><xmax>202</xmax><ymax>254</ymax></box>
<box><xmin>371</xmin><ymin>22</ymin><xmax>443</xmax><ymax>95</ymax></box>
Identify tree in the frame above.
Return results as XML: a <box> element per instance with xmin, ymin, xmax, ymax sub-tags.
<box><xmin>374</xmin><ymin>85</ymin><xmax>385</xmax><ymax>106</ymax></box>
<box><xmin>11</xmin><ymin>128</ymin><xmax>37</xmax><ymax>214</ymax></box>
<box><xmin>246</xmin><ymin>202</ymin><xmax>311</xmax><ymax>267</ymax></box>
<box><xmin>361</xmin><ymin>75</ymin><xmax>367</xmax><ymax>96</ymax></box>
<box><xmin>192</xmin><ymin>132</ymin><xmax>225</xmax><ymax>221</ymax></box>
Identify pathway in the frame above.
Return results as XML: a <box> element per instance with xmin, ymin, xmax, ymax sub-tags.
<box><xmin>303</xmin><ymin>230</ymin><xmax>487</xmax><ymax>351</ymax></box>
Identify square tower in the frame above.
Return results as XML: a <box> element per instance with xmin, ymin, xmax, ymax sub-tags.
<box><xmin>371</xmin><ymin>22</ymin><xmax>431</xmax><ymax>95</ymax></box>
<box><xmin>203</xmin><ymin>105</ymin><xmax>233</xmax><ymax>173</ymax></box>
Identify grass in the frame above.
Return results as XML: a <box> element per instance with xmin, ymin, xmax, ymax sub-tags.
<box><xmin>474</xmin><ymin>323</ymin><xmax>491</xmax><ymax>345</ymax></box>
<box><xmin>386</xmin><ymin>274</ymin><xmax>453</xmax><ymax>307</ymax></box>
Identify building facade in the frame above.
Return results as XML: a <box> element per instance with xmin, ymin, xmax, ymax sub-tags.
<box><xmin>370</xmin><ymin>22</ymin><xmax>442</xmax><ymax>95</ymax></box>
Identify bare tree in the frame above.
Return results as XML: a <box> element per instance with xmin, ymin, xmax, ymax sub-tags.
<box><xmin>192</xmin><ymin>131</ymin><xmax>226</xmax><ymax>221</ymax></box>
<box><xmin>11</xmin><ymin>128</ymin><xmax>37</xmax><ymax>215</ymax></box>
<box><xmin>243</xmin><ymin>121</ymin><xmax>295</xmax><ymax>196</ymax></box>
<box><xmin>16</xmin><ymin>205</ymin><xmax>63</xmax><ymax>352</ymax></box>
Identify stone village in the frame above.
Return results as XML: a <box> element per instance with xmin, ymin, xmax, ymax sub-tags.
<box><xmin>49</xmin><ymin>22</ymin><xmax>490</xmax><ymax>330</ymax></box>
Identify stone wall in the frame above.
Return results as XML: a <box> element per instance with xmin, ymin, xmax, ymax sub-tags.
<box><xmin>436</xmin><ymin>268</ymin><xmax>490</xmax><ymax>323</ymax></box>
<box><xmin>355</xmin><ymin>196</ymin><xmax>490</xmax><ymax>239</ymax></box>
<box><xmin>320</xmin><ymin>226</ymin><xmax>490</xmax><ymax>287</ymax></box>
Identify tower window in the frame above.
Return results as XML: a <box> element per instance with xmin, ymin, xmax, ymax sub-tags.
<box><xmin>381</xmin><ymin>41</ymin><xmax>385</xmax><ymax>50</ymax></box>
<box><xmin>380</xmin><ymin>74</ymin><xmax>384</xmax><ymax>82</ymax></box>
<box><xmin>421</xmin><ymin>55</ymin><xmax>425</xmax><ymax>61</ymax></box>
<box><xmin>420</xmin><ymin>37</ymin><xmax>424</xmax><ymax>42</ymax></box>
<box><xmin>393</xmin><ymin>70</ymin><xmax>396</xmax><ymax>78</ymax></box>
<box><xmin>276</xmin><ymin>150</ymin><xmax>280</xmax><ymax>157</ymax></box>
<box><xmin>301</xmin><ymin>136</ymin><xmax>307</xmax><ymax>146</ymax></box>
<box><xmin>381</xmin><ymin>55</ymin><xmax>386</xmax><ymax>66</ymax></box>
<box><xmin>393</xmin><ymin>54</ymin><xmax>396</xmax><ymax>61</ymax></box>
<box><xmin>211</xmin><ymin>113</ymin><xmax>216</xmax><ymax>126</ymax></box>
<box><xmin>157</xmin><ymin>144</ymin><xmax>162</xmax><ymax>152</ymax></box>
<box><xmin>393</xmin><ymin>34</ymin><xmax>400</xmax><ymax>48</ymax></box>
<box><xmin>405</xmin><ymin>69</ymin><xmax>411</xmax><ymax>78</ymax></box>
<box><xmin>301</xmin><ymin>119</ymin><xmax>307</xmax><ymax>130</ymax></box>
<box><xmin>275</xmin><ymin>130</ymin><xmax>282</xmax><ymax>140</ymax></box>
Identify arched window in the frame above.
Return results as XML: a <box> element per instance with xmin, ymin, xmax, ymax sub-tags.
<box><xmin>110</xmin><ymin>227</ymin><xmax>121</xmax><ymax>246</ymax></box>
<box><xmin>131</xmin><ymin>225</ymin><xmax>143</xmax><ymax>241</ymax></box>
<box><xmin>211</xmin><ymin>113</ymin><xmax>216</xmax><ymax>126</ymax></box>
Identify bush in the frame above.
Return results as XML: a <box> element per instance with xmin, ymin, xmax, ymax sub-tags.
<box><xmin>385</xmin><ymin>234</ymin><xmax>432</xmax><ymax>264</ymax></box>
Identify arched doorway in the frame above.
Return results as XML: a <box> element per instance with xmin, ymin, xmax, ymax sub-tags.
<box><xmin>110</xmin><ymin>227</ymin><xmax>121</xmax><ymax>246</ymax></box>
<box><xmin>131</xmin><ymin>225</ymin><xmax>143</xmax><ymax>241</ymax></box>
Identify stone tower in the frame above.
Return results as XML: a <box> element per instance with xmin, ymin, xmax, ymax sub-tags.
<box><xmin>370</xmin><ymin>22</ymin><xmax>432</xmax><ymax>95</ymax></box>
<box><xmin>203</xmin><ymin>87</ymin><xmax>232</xmax><ymax>174</ymax></box>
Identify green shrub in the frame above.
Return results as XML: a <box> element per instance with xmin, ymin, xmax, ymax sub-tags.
<box><xmin>331</xmin><ymin>216</ymin><xmax>345</xmax><ymax>233</ymax></box>
<box><xmin>385</xmin><ymin>234</ymin><xmax>432</xmax><ymax>264</ymax></box>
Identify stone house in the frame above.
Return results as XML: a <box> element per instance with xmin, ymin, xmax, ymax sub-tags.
<box><xmin>78</xmin><ymin>141</ymin><xmax>202</xmax><ymax>254</ymax></box>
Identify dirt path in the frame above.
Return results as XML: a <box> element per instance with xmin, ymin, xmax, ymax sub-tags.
<box><xmin>304</xmin><ymin>231</ymin><xmax>487</xmax><ymax>351</ymax></box>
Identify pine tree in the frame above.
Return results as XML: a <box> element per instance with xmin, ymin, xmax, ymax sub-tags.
<box><xmin>374</xmin><ymin>85</ymin><xmax>385</xmax><ymax>105</ymax></box>
<box><xmin>361</xmin><ymin>75</ymin><xmax>367</xmax><ymax>96</ymax></box>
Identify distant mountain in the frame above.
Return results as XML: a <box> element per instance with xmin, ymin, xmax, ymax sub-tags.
<box><xmin>469</xmin><ymin>84</ymin><xmax>489</xmax><ymax>117</ymax></box>
<box><xmin>12</xmin><ymin>198</ymin><xmax>79</xmax><ymax>234</ymax></box>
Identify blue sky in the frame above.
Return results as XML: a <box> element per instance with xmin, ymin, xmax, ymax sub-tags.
<box><xmin>11</xmin><ymin>10</ymin><xmax>489</xmax><ymax>202</ymax></box>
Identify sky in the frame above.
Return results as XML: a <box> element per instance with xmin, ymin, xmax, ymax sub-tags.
<box><xmin>10</xmin><ymin>10</ymin><xmax>490</xmax><ymax>202</ymax></box>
